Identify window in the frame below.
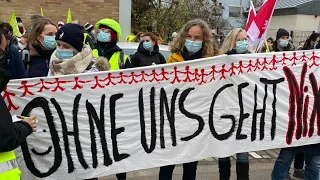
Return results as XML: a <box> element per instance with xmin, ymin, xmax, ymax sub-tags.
<box><xmin>229</xmin><ymin>6</ymin><xmax>242</xmax><ymax>18</ymax></box>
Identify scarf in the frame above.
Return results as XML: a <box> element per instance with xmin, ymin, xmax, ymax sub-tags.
<box><xmin>49</xmin><ymin>44</ymin><xmax>93</xmax><ymax>76</ymax></box>
<box><xmin>181</xmin><ymin>48</ymin><xmax>203</xmax><ymax>61</ymax></box>
<box><xmin>32</xmin><ymin>44</ymin><xmax>55</xmax><ymax>59</ymax></box>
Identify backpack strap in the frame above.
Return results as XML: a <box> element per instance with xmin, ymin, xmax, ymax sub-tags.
<box><xmin>118</xmin><ymin>50</ymin><xmax>125</xmax><ymax>69</ymax></box>
<box><xmin>21</xmin><ymin>49</ymin><xmax>30</xmax><ymax>74</ymax></box>
<box><xmin>85</xmin><ymin>61</ymin><xmax>95</xmax><ymax>71</ymax></box>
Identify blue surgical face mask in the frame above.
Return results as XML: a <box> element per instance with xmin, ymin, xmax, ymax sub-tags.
<box><xmin>56</xmin><ymin>48</ymin><xmax>74</xmax><ymax>60</ymax></box>
<box><xmin>184</xmin><ymin>39</ymin><xmax>202</xmax><ymax>53</ymax></box>
<box><xmin>143</xmin><ymin>41</ymin><xmax>153</xmax><ymax>51</ymax></box>
<box><xmin>18</xmin><ymin>23</ymin><xmax>23</xmax><ymax>27</ymax></box>
<box><xmin>279</xmin><ymin>39</ymin><xmax>289</xmax><ymax>48</ymax></box>
<box><xmin>97</xmin><ymin>31</ymin><xmax>111</xmax><ymax>42</ymax></box>
<box><xmin>41</xmin><ymin>36</ymin><xmax>56</xmax><ymax>50</ymax></box>
<box><xmin>236</xmin><ymin>40</ymin><xmax>249</xmax><ymax>54</ymax></box>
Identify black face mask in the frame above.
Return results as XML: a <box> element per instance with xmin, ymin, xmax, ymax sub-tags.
<box><xmin>32</xmin><ymin>43</ymin><xmax>55</xmax><ymax>59</ymax></box>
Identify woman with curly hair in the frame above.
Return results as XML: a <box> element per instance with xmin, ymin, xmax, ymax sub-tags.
<box><xmin>167</xmin><ymin>19</ymin><xmax>220</xmax><ymax>65</ymax></box>
<box><xmin>159</xmin><ymin>19</ymin><xmax>220</xmax><ymax>180</ymax></box>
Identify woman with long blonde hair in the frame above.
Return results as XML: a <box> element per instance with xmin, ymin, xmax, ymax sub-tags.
<box><xmin>220</xmin><ymin>28</ymin><xmax>251</xmax><ymax>55</ymax></box>
<box><xmin>218</xmin><ymin>28</ymin><xmax>250</xmax><ymax>180</ymax></box>
<box><xmin>160</xmin><ymin>19</ymin><xmax>220</xmax><ymax>180</ymax></box>
<box><xmin>167</xmin><ymin>19</ymin><xmax>220</xmax><ymax>64</ymax></box>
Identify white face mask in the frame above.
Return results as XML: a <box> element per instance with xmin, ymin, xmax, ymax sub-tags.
<box><xmin>91</xmin><ymin>30</ymin><xmax>96</xmax><ymax>35</ymax></box>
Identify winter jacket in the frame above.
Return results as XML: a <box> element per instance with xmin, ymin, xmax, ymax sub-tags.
<box><xmin>225</xmin><ymin>49</ymin><xmax>252</xmax><ymax>55</ymax></box>
<box><xmin>289</xmin><ymin>144</ymin><xmax>320</xmax><ymax>155</ymax></box>
<box><xmin>28</xmin><ymin>55</ymin><xmax>49</xmax><ymax>78</ymax></box>
<box><xmin>131</xmin><ymin>42</ymin><xmax>166</xmax><ymax>67</ymax></box>
<box><xmin>260</xmin><ymin>41</ymin><xmax>295</xmax><ymax>52</ymax></box>
<box><xmin>167</xmin><ymin>48</ymin><xmax>204</xmax><ymax>63</ymax></box>
<box><xmin>225</xmin><ymin>49</ymin><xmax>239</xmax><ymax>55</ymax></box>
<box><xmin>2</xmin><ymin>44</ymin><xmax>27</xmax><ymax>79</ymax></box>
<box><xmin>28</xmin><ymin>44</ymin><xmax>54</xmax><ymax>78</ymax></box>
<box><xmin>167</xmin><ymin>53</ymin><xmax>184</xmax><ymax>63</ymax></box>
<box><xmin>0</xmin><ymin>95</ymin><xmax>33</xmax><ymax>152</ymax></box>
<box><xmin>95</xmin><ymin>42</ymin><xmax>132</xmax><ymax>69</ymax></box>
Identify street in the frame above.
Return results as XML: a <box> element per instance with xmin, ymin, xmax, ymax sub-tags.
<box><xmin>100</xmin><ymin>150</ymin><xmax>287</xmax><ymax>180</ymax></box>
<box><xmin>100</xmin><ymin>161</ymin><xmax>278</xmax><ymax>180</ymax></box>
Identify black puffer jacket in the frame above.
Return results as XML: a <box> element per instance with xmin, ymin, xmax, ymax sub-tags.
<box><xmin>131</xmin><ymin>42</ymin><xmax>166</xmax><ymax>67</ymax></box>
<box><xmin>0</xmin><ymin>94</ymin><xmax>33</xmax><ymax>152</ymax></box>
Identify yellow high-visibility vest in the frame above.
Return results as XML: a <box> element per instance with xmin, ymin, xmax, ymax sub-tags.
<box><xmin>126</xmin><ymin>34</ymin><xmax>135</xmax><ymax>42</ymax></box>
<box><xmin>92</xmin><ymin>49</ymin><xmax>128</xmax><ymax>70</ymax></box>
<box><xmin>0</xmin><ymin>151</ymin><xmax>21</xmax><ymax>180</ymax></box>
<box><xmin>84</xmin><ymin>33</ymin><xmax>89</xmax><ymax>43</ymax></box>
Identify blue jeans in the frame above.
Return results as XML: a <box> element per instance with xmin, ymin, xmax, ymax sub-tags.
<box><xmin>272</xmin><ymin>148</ymin><xmax>320</xmax><ymax>180</ymax></box>
<box><xmin>219</xmin><ymin>152</ymin><xmax>249</xmax><ymax>163</ymax></box>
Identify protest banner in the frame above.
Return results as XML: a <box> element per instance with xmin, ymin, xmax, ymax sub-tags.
<box><xmin>3</xmin><ymin>50</ymin><xmax>320</xmax><ymax>179</ymax></box>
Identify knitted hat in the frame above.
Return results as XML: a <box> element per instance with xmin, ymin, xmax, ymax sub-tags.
<box><xmin>95</xmin><ymin>18</ymin><xmax>121</xmax><ymax>40</ymax></box>
<box><xmin>55</xmin><ymin>23</ymin><xmax>84</xmax><ymax>52</ymax></box>
<box><xmin>276</xmin><ymin>28</ymin><xmax>289</xmax><ymax>40</ymax></box>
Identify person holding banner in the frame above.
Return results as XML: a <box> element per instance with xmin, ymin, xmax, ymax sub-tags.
<box><xmin>220</xmin><ymin>28</ymin><xmax>251</xmax><ymax>55</ymax></box>
<box><xmin>47</xmin><ymin>23</ymin><xmax>113</xmax><ymax>180</ymax></box>
<box><xmin>0</xmin><ymin>22</ymin><xmax>26</xmax><ymax>80</ymax></box>
<box><xmin>219</xmin><ymin>28</ymin><xmax>250</xmax><ymax>180</ymax></box>
<box><xmin>160</xmin><ymin>19</ymin><xmax>220</xmax><ymax>180</ymax></box>
<box><xmin>167</xmin><ymin>19</ymin><xmax>219</xmax><ymax>64</ymax></box>
<box><xmin>28</xmin><ymin>18</ymin><xmax>57</xmax><ymax>78</ymax></box>
<box><xmin>272</xmin><ymin>146</ymin><xmax>320</xmax><ymax>179</ymax></box>
<box><xmin>0</xmin><ymin>28</ymin><xmax>38</xmax><ymax>180</ymax></box>
<box><xmin>130</xmin><ymin>32</ymin><xmax>166</xmax><ymax>67</ymax></box>
<box><xmin>48</xmin><ymin>23</ymin><xmax>110</xmax><ymax>76</ymax></box>
<box><xmin>93</xmin><ymin>18</ymin><xmax>132</xmax><ymax>70</ymax></box>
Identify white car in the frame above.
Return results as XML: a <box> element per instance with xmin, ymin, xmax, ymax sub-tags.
<box><xmin>117</xmin><ymin>42</ymin><xmax>171</xmax><ymax>61</ymax></box>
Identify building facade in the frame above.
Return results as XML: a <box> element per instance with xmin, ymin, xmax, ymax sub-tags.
<box><xmin>266</xmin><ymin>0</ymin><xmax>320</xmax><ymax>45</ymax></box>
<box><xmin>0</xmin><ymin>0</ymin><xmax>132</xmax><ymax>41</ymax></box>
<box><xmin>212</xmin><ymin>0</ymin><xmax>249</xmax><ymax>33</ymax></box>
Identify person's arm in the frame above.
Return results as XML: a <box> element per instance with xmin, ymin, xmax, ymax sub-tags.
<box><xmin>123</xmin><ymin>56</ymin><xmax>133</xmax><ymax>69</ymax></box>
<box><xmin>0</xmin><ymin>96</ymin><xmax>36</xmax><ymax>152</ymax></box>
<box><xmin>85</xmin><ymin>35</ymin><xmax>95</xmax><ymax>50</ymax></box>
<box><xmin>130</xmin><ymin>53</ymin><xmax>139</xmax><ymax>67</ymax></box>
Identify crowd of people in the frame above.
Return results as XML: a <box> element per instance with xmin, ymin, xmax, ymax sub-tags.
<box><xmin>0</xmin><ymin>14</ymin><xmax>320</xmax><ymax>180</ymax></box>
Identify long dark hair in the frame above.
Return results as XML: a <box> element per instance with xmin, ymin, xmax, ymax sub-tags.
<box><xmin>303</xmin><ymin>33</ymin><xmax>319</xmax><ymax>50</ymax></box>
<box><xmin>29</xmin><ymin>18</ymin><xmax>56</xmax><ymax>46</ymax></box>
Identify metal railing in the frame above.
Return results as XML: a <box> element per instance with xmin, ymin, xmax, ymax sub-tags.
<box><xmin>266</xmin><ymin>29</ymin><xmax>313</xmax><ymax>46</ymax></box>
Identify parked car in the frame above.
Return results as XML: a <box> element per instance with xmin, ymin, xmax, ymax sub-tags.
<box><xmin>117</xmin><ymin>42</ymin><xmax>171</xmax><ymax>61</ymax></box>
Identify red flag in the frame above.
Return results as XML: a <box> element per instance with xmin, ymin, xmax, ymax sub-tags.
<box><xmin>245</xmin><ymin>0</ymin><xmax>277</xmax><ymax>50</ymax></box>
<box><xmin>245</xmin><ymin>0</ymin><xmax>256</xmax><ymax>32</ymax></box>
<box><xmin>245</xmin><ymin>1</ymin><xmax>259</xmax><ymax>48</ymax></box>
<box><xmin>255</xmin><ymin>0</ymin><xmax>277</xmax><ymax>39</ymax></box>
